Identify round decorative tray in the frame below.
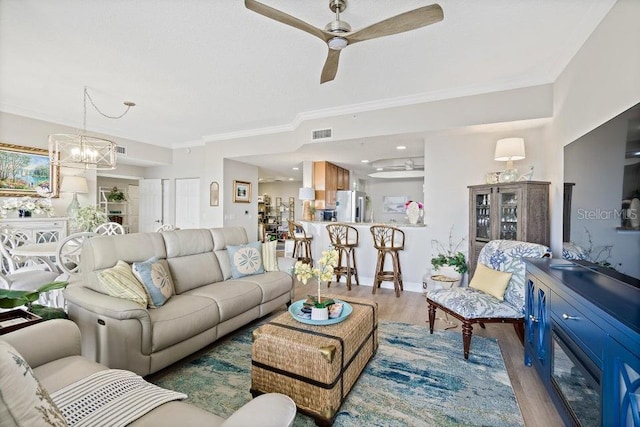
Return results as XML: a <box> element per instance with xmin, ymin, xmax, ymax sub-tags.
<box><xmin>288</xmin><ymin>299</ymin><xmax>352</xmax><ymax>326</ymax></box>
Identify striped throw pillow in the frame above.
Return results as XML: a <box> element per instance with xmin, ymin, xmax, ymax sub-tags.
<box><xmin>97</xmin><ymin>260</ymin><xmax>148</xmax><ymax>307</ymax></box>
<box><xmin>262</xmin><ymin>240</ymin><xmax>279</xmax><ymax>272</ymax></box>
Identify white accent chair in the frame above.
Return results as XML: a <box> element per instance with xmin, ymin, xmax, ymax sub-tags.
<box><xmin>56</xmin><ymin>232</ymin><xmax>99</xmax><ymax>277</ymax></box>
<box><xmin>94</xmin><ymin>222</ymin><xmax>125</xmax><ymax>235</ymax></box>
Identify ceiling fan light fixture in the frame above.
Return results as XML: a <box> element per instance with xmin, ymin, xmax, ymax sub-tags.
<box><xmin>327</xmin><ymin>36</ymin><xmax>348</xmax><ymax>50</ymax></box>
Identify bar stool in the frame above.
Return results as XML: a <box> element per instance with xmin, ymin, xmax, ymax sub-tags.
<box><xmin>288</xmin><ymin>220</ymin><xmax>312</xmax><ymax>263</ymax></box>
<box><xmin>370</xmin><ymin>225</ymin><xmax>405</xmax><ymax>297</ymax></box>
<box><xmin>326</xmin><ymin>223</ymin><xmax>359</xmax><ymax>290</ymax></box>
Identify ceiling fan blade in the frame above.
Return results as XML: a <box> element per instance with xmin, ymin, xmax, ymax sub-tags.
<box><xmin>320</xmin><ymin>49</ymin><xmax>341</xmax><ymax>84</ymax></box>
<box><xmin>346</xmin><ymin>4</ymin><xmax>443</xmax><ymax>45</ymax></box>
<box><xmin>245</xmin><ymin>0</ymin><xmax>329</xmax><ymax>42</ymax></box>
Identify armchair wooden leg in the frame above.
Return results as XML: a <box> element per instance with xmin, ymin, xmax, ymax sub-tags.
<box><xmin>513</xmin><ymin>322</ymin><xmax>525</xmax><ymax>345</ymax></box>
<box><xmin>462</xmin><ymin>321</ymin><xmax>473</xmax><ymax>360</ymax></box>
<box><xmin>428</xmin><ymin>304</ymin><xmax>436</xmax><ymax>334</ymax></box>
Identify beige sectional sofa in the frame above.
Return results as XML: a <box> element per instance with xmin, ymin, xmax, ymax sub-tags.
<box><xmin>64</xmin><ymin>227</ymin><xmax>293</xmax><ymax>376</ymax></box>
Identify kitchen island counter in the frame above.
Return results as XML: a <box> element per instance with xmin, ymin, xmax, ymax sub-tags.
<box><xmin>298</xmin><ymin>221</ymin><xmax>428</xmax><ymax>293</ymax></box>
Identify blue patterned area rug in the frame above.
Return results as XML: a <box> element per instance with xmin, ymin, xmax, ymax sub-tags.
<box><xmin>149</xmin><ymin>321</ymin><xmax>524</xmax><ymax>427</ymax></box>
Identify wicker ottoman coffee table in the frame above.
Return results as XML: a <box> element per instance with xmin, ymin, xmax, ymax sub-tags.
<box><xmin>251</xmin><ymin>295</ymin><xmax>378</xmax><ymax>426</ymax></box>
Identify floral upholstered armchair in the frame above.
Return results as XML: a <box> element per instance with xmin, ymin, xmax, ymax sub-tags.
<box><xmin>426</xmin><ymin>240</ymin><xmax>551</xmax><ymax>359</ymax></box>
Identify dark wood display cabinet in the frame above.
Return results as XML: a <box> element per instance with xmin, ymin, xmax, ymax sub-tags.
<box><xmin>468</xmin><ymin>181</ymin><xmax>550</xmax><ymax>276</ymax></box>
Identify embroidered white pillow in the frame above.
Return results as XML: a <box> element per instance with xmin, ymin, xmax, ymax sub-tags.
<box><xmin>227</xmin><ymin>241</ymin><xmax>264</xmax><ymax>278</ymax></box>
<box><xmin>0</xmin><ymin>339</ymin><xmax>68</xmax><ymax>426</ymax></box>
<box><xmin>132</xmin><ymin>257</ymin><xmax>175</xmax><ymax>308</ymax></box>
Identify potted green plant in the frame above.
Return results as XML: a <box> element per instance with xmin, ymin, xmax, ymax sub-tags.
<box><xmin>430</xmin><ymin>226</ymin><xmax>468</xmax><ymax>280</ymax></box>
<box><xmin>107</xmin><ymin>186</ymin><xmax>126</xmax><ymax>202</ymax></box>
<box><xmin>0</xmin><ymin>281</ymin><xmax>69</xmax><ymax>320</ymax></box>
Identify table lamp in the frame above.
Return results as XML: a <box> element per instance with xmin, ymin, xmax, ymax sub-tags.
<box><xmin>494</xmin><ymin>137</ymin><xmax>525</xmax><ymax>183</ymax></box>
<box><xmin>298</xmin><ymin>187</ymin><xmax>316</xmax><ymax>221</ymax></box>
<box><xmin>61</xmin><ymin>175</ymin><xmax>89</xmax><ymax>217</ymax></box>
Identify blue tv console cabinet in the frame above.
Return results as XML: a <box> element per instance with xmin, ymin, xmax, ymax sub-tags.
<box><xmin>524</xmin><ymin>258</ymin><xmax>639</xmax><ymax>427</ymax></box>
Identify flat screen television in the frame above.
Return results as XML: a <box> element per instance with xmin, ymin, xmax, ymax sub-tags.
<box><xmin>563</xmin><ymin>102</ymin><xmax>640</xmax><ymax>286</ymax></box>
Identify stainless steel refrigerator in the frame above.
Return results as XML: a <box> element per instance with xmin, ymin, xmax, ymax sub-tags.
<box><xmin>335</xmin><ymin>190</ymin><xmax>367</xmax><ymax>223</ymax></box>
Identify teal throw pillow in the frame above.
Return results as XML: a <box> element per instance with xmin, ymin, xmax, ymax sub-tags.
<box><xmin>228</xmin><ymin>241</ymin><xmax>264</xmax><ymax>278</ymax></box>
<box><xmin>132</xmin><ymin>257</ymin><xmax>175</xmax><ymax>308</ymax></box>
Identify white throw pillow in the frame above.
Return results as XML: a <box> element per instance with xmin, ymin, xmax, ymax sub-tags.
<box><xmin>262</xmin><ymin>240</ymin><xmax>279</xmax><ymax>272</ymax></box>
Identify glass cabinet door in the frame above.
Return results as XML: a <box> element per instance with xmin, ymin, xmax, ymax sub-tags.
<box><xmin>474</xmin><ymin>192</ymin><xmax>491</xmax><ymax>241</ymax></box>
<box><xmin>498</xmin><ymin>190</ymin><xmax>519</xmax><ymax>240</ymax></box>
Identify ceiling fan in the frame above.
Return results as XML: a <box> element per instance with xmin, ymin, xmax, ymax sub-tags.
<box><xmin>244</xmin><ymin>0</ymin><xmax>444</xmax><ymax>83</ymax></box>
<box><xmin>368</xmin><ymin>157</ymin><xmax>425</xmax><ymax>178</ymax></box>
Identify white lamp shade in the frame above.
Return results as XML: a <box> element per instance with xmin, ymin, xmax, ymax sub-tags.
<box><xmin>298</xmin><ymin>187</ymin><xmax>315</xmax><ymax>201</ymax></box>
<box><xmin>61</xmin><ymin>175</ymin><xmax>89</xmax><ymax>194</ymax></box>
<box><xmin>494</xmin><ymin>138</ymin><xmax>526</xmax><ymax>161</ymax></box>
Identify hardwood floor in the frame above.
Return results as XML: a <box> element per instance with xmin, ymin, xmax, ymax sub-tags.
<box><xmin>293</xmin><ymin>282</ymin><xmax>565</xmax><ymax>427</ymax></box>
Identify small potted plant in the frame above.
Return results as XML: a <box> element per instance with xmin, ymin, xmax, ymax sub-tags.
<box><xmin>107</xmin><ymin>187</ymin><xmax>126</xmax><ymax>202</ymax></box>
<box><xmin>430</xmin><ymin>226</ymin><xmax>468</xmax><ymax>281</ymax></box>
<box><xmin>292</xmin><ymin>247</ymin><xmax>339</xmax><ymax>320</ymax></box>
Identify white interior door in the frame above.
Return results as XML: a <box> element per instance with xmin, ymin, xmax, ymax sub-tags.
<box><xmin>138</xmin><ymin>179</ymin><xmax>163</xmax><ymax>232</ymax></box>
<box><xmin>175</xmin><ymin>178</ymin><xmax>199</xmax><ymax>229</ymax></box>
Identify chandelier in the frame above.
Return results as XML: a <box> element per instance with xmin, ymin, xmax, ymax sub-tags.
<box><xmin>48</xmin><ymin>87</ymin><xmax>135</xmax><ymax>170</ymax></box>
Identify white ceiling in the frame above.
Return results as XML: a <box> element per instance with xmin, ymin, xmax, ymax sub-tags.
<box><xmin>0</xmin><ymin>0</ymin><xmax>616</xmax><ymax>179</ymax></box>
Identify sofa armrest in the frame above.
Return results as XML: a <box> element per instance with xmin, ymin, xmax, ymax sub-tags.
<box><xmin>2</xmin><ymin>319</ymin><xmax>81</xmax><ymax>369</ymax></box>
<box><xmin>221</xmin><ymin>393</ymin><xmax>296</xmax><ymax>427</ymax></box>
<box><xmin>64</xmin><ymin>286</ymin><xmax>150</xmax><ymax>321</ymax></box>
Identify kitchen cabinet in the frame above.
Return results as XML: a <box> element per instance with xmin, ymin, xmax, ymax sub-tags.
<box><xmin>525</xmin><ymin>259</ymin><xmax>640</xmax><ymax>427</ymax></box>
<box><xmin>313</xmin><ymin>161</ymin><xmax>349</xmax><ymax>209</ymax></box>
<box><xmin>468</xmin><ymin>181</ymin><xmax>549</xmax><ymax>275</ymax></box>
<box><xmin>337</xmin><ymin>166</ymin><xmax>349</xmax><ymax>190</ymax></box>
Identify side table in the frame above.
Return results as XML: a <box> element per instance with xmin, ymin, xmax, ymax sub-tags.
<box><xmin>423</xmin><ymin>274</ymin><xmax>461</xmax><ymax>330</ymax></box>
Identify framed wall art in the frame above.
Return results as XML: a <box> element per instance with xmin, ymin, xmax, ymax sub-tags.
<box><xmin>383</xmin><ymin>196</ymin><xmax>408</xmax><ymax>213</ymax></box>
<box><xmin>0</xmin><ymin>142</ymin><xmax>60</xmax><ymax>197</ymax></box>
<box><xmin>233</xmin><ymin>180</ymin><xmax>251</xmax><ymax>203</ymax></box>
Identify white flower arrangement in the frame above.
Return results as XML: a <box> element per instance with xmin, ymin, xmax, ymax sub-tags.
<box><xmin>292</xmin><ymin>246</ymin><xmax>339</xmax><ymax>308</ymax></box>
<box><xmin>72</xmin><ymin>205</ymin><xmax>108</xmax><ymax>232</ymax></box>
<box><xmin>0</xmin><ymin>196</ymin><xmax>55</xmax><ymax>218</ymax></box>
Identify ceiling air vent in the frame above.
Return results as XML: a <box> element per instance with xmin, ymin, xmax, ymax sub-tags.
<box><xmin>312</xmin><ymin>128</ymin><xmax>333</xmax><ymax>141</ymax></box>
<box><xmin>115</xmin><ymin>146</ymin><xmax>127</xmax><ymax>155</ymax></box>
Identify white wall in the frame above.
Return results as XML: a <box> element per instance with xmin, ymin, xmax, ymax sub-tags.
<box><xmin>548</xmin><ymin>0</ymin><xmax>640</xmax><ymax>255</ymax></box>
<box><xmin>145</xmin><ymin>145</ymin><xmax>206</xmax><ymax>227</ymax></box>
<box><xmin>223</xmin><ymin>158</ymin><xmax>259</xmax><ymax>238</ymax></box>
<box><xmin>424</xmin><ymin>125</ymin><xmax>550</xmax><ymax>268</ymax></box>
<box><xmin>0</xmin><ymin>111</ymin><xmax>166</xmax><ymax>218</ymax></box>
